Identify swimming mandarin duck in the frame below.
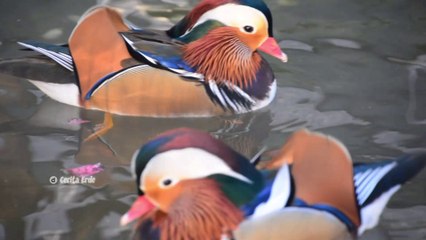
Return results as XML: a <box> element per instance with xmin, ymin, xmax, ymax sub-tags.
<box><xmin>6</xmin><ymin>0</ymin><xmax>287</xmax><ymax>118</ymax></box>
<box><xmin>121</xmin><ymin>128</ymin><xmax>426</xmax><ymax>240</ymax></box>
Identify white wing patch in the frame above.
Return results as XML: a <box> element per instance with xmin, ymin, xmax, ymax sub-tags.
<box><xmin>207</xmin><ymin>80</ymin><xmax>257</xmax><ymax>113</ymax></box>
<box><xmin>209</xmin><ymin>80</ymin><xmax>227</xmax><ymax>107</ymax></box>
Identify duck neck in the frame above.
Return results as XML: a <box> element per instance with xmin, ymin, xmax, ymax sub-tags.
<box><xmin>183</xmin><ymin>27</ymin><xmax>262</xmax><ymax>89</ymax></box>
<box><xmin>153</xmin><ymin>179</ymin><xmax>244</xmax><ymax>240</ymax></box>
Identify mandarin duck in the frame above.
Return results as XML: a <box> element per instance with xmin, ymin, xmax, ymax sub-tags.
<box><xmin>121</xmin><ymin>128</ymin><xmax>426</xmax><ymax>240</ymax></box>
<box><xmin>1</xmin><ymin>0</ymin><xmax>286</xmax><ymax>118</ymax></box>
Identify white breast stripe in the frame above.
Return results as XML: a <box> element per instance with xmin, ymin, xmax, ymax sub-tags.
<box><xmin>209</xmin><ymin>81</ymin><xmax>227</xmax><ymax>107</ymax></box>
<box><xmin>206</xmin><ymin>81</ymin><xmax>261</xmax><ymax>113</ymax></box>
<box><xmin>228</xmin><ymin>83</ymin><xmax>256</xmax><ymax>104</ymax></box>
<box><xmin>220</xmin><ymin>88</ymin><xmax>239</xmax><ymax>112</ymax></box>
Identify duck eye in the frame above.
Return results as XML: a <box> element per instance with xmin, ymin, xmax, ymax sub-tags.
<box><xmin>163</xmin><ymin>179</ymin><xmax>172</xmax><ymax>186</ymax></box>
<box><xmin>243</xmin><ymin>25</ymin><xmax>254</xmax><ymax>33</ymax></box>
<box><xmin>160</xmin><ymin>178</ymin><xmax>175</xmax><ymax>188</ymax></box>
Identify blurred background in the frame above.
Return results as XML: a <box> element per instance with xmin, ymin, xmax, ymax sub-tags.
<box><xmin>0</xmin><ymin>0</ymin><xmax>425</xmax><ymax>239</ymax></box>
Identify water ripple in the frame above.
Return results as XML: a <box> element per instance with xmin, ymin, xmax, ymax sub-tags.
<box><xmin>318</xmin><ymin>38</ymin><xmax>362</xmax><ymax>49</ymax></box>
<box><xmin>270</xmin><ymin>87</ymin><xmax>369</xmax><ymax>133</ymax></box>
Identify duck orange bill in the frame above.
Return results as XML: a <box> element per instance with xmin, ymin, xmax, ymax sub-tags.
<box><xmin>258</xmin><ymin>37</ymin><xmax>288</xmax><ymax>62</ymax></box>
<box><xmin>120</xmin><ymin>196</ymin><xmax>156</xmax><ymax>226</ymax></box>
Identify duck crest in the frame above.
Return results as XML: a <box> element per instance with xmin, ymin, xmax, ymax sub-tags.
<box><xmin>183</xmin><ymin>27</ymin><xmax>262</xmax><ymax>89</ymax></box>
<box><xmin>168</xmin><ymin>0</ymin><xmax>235</xmax><ymax>36</ymax></box>
<box><xmin>150</xmin><ymin>179</ymin><xmax>243</xmax><ymax>240</ymax></box>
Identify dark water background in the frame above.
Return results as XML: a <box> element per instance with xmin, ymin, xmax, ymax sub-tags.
<box><xmin>0</xmin><ymin>0</ymin><xmax>425</xmax><ymax>239</ymax></box>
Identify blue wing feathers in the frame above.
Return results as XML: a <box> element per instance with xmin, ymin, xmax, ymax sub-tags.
<box><xmin>120</xmin><ymin>31</ymin><xmax>199</xmax><ymax>75</ymax></box>
<box><xmin>138</xmin><ymin>51</ymin><xmax>195</xmax><ymax>72</ymax></box>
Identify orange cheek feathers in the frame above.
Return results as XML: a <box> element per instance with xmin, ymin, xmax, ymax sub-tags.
<box><xmin>144</xmin><ymin>181</ymin><xmax>183</xmax><ymax>212</ymax></box>
<box><xmin>237</xmin><ymin>30</ymin><xmax>267</xmax><ymax>51</ymax></box>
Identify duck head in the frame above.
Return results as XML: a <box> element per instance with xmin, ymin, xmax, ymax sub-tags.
<box><xmin>121</xmin><ymin>128</ymin><xmax>263</xmax><ymax>239</ymax></box>
<box><xmin>176</xmin><ymin>4</ymin><xmax>284</xmax><ymax>87</ymax></box>
<box><xmin>168</xmin><ymin>0</ymin><xmax>287</xmax><ymax>63</ymax></box>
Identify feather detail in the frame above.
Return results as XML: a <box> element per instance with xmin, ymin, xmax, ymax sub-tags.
<box><xmin>185</xmin><ymin>0</ymin><xmax>234</xmax><ymax>31</ymax></box>
<box><xmin>148</xmin><ymin>179</ymin><xmax>243</xmax><ymax>240</ymax></box>
<box><xmin>183</xmin><ymin>27</ymin><xmax>261</xmax><ymax>89</ymax></box>
<box><xmin>18</xmin><ymin>41</ymin><xmax>74</xmax><ymax>71</ymax></box>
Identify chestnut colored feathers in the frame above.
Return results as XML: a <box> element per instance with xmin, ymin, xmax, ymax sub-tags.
<box><xmin>183</xmin><ymin>27</ymin><xmax>262</xmax><ymax>88</ymax></box>
<box><xmin>140</xmin><ymin>179</ymin><xmax>243</xmax><ymax>240</ymax></box>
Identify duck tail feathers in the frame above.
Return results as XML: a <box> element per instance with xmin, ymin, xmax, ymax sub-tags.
<box><xmin>354</xmin><ymin>153</ymin><xmax>426</xmax><ymax>235</ymax></box>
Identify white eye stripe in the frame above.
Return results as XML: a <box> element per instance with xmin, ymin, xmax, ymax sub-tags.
<box><xmin>141</xmin><ymin>148</ymin><xmax>252</xmax><ymax>188</ymax></box>
<box><xmin>190</xmin><ymin>4</ymin><xmax>267</xmax><ymax>33</ymax></box>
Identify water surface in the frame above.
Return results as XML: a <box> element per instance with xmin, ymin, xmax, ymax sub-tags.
<box><xmin>0</xmin><ymin>0</ymin><xmax>425</xmax><ymax>239</ymax></box>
